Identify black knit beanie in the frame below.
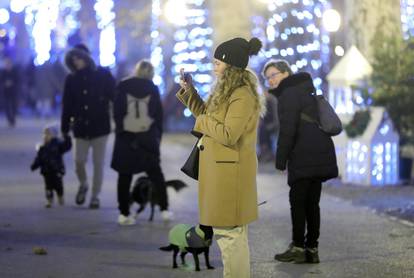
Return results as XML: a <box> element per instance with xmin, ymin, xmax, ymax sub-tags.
<box><xmin>214</xmin><ymin>37</ymin><xmax>262</xmax><ymax>69</ymax></box>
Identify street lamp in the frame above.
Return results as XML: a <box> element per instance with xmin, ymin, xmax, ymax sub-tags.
<box><xmin>322</xmin><ymin>9</ymin><xmax>341</xmax><ymax>32</ymax></box>
<box><xmin>164</xmin><ymin>0</ymin><xmax>189</xmax><ymax>26</ymax></box>
<box><xmin>0</xmin><ymin>8</ymin><xmax>10</xmax><ymax>25</ymax></box>
<box><xmin>335</xmin><ymin>45</ymin><xmax>345</xmax><ymax>56</ymax></box>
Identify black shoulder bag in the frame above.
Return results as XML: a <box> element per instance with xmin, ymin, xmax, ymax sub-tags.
<box><xmin>181</xmin><ymin>130</ymin><xmax>203</xmax><ymax>180</ymax></box>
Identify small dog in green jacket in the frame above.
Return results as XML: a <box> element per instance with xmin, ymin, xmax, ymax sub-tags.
<box><xmin>159</xmin><ymin>224</ymin><xmax>214</xmax><ymax>271</ymax></box>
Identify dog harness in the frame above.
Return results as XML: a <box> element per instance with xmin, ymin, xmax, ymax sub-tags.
<box><xmin>168</xmin><ymin>224</ymin><xmax>212</xmax><ymax>252</ymax></box>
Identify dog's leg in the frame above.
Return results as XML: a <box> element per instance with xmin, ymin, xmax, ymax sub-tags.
<box><xmin>149</xmin><ymin>203</ymin><xmax>155</xmax><ymax>221</ymax></box>
<box><xmin>192</xmin><ymin>252</ymin><xmax>200</xmax><ymax>271</ymax></box>
<box><xmin>180</xmin><ymin>251</ymin><xmax>187</xmax><ymax>265</ymax></box>
<box><xmin>172</xmin><ymin>246</ymin><xmax>179</xmax><ymax>269</ymax></box>
<box><xmin>204</xmin><ymin>247</ymin><xmax>215</xmax><ymax>269</ymax></box>
<box><xmin>137</xmin><ymin>204</ymin><xmax>145</xmax><ymax>215</ymax></box>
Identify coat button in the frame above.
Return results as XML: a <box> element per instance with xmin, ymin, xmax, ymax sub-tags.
<box><xmin>84</xmin><ymin>105</ymin><xmax>88</xmax><ymax>110</ymax></box>
<box><xmin>200</xmin><ymin>145</ymin><xmax>204</xmax><ymax>151</ymax></box>
<box><xmin>83</xmin><ymin>90</ymin><xmax>87</xmax><ymax>95</ymax></box>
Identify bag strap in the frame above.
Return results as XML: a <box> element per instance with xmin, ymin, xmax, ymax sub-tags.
<box><xmin>300</xmin><ymin>91</ymin><xmax>319</xmax><ymax>125</ymax></box>
<box><xmin>300</xmin><ymin>112</ymin><xmax>318</xmax><ymax>124</ymax></box>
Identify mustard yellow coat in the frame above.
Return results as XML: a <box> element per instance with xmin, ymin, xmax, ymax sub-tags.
<box><xmin>176</xmin><ymin>86</ymin><xmax>260</xmax><ymax>227</ymax></box>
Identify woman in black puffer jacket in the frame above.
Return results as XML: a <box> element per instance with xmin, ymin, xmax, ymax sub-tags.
<box><xmin>263</xmin><ymin>59</ymin><xmax>338</xmax><ymax>264</ymax></box>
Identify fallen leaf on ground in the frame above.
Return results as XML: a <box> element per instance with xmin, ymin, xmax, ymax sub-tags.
<box><xmin>33</xmin><ymin>247</ymin><xmax>48</xmax><ymax>255</ymax></box>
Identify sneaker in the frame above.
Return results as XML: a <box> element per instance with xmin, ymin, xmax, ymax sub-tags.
<box><xmin>161</xmin><ymin>210</ymin><xmax>174</xmax><ymax>221</ymax></box>
<box><xmin>118</xmin><ymin>214</ymin><xmax>136</xmax><ymax>226</ymax></box>
<box><xmin>306</xmin><ymin>247</ymin><xmax>320</xmax><ymax>263</ymax></box>
<box><xmin>274</xmin><ymin>243</ymin><xmax>306</xmax><ymax>263</ymax></box>
<box><xmin>89</xmin><ymin>197</ymin><xmax>100</xmax><ymax>209</ymax></box>
<box><xmin>58</xmin><ymin>196</ymin><xmax>64</xmax><ymax>206</ymax></box>
<box><xmin>45</xmin><ymin>199</ymin><xmax>52</xmax><ymax>208</ymax></box>
<box><xmin>75</xmin><ymin>185</ymin><xmax>88</xmax><ymax>205</ymax></box>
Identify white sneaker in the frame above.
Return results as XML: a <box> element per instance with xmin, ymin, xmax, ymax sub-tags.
<box><xmin>161</xmin><ymin>210</ymin><xmax>174</xmax><ymax>221</ymax></box>
<box><xmin>117</xmin><ymin>214</ymin><xmax>136</xmax><ymax>226</ymax></box>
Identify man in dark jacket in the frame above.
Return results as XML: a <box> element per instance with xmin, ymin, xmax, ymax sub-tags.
<box><xmin>263</xmin><ymin>59</ymin><xmax>338</xmax><ymax>264</ymax></box>
<box><xmin>61</xmin><ymin>44</ymin><xmax>115</xmax><ymax>209</ymax></box>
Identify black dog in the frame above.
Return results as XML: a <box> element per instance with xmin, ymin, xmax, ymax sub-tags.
<box><xmin>160</xmin><ymin>224</ymin><xmax>214</xmax><ymax>271</ymax></box>
<box><xmin>131</xmin><ymin>176</ymin><xmax>187</xmax><ymax>221</ymax></box>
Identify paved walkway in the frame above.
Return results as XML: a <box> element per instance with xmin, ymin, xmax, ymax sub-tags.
<box><xmin>0</xmin><ymin>118</ymin><xmax>413</xmax><ymax>278</ymax></box>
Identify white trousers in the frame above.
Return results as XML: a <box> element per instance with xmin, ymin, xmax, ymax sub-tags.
<box><xmin>214</xmin><ymin>225</ymin><xmax>250</xmax><ymax>278</ymax></box>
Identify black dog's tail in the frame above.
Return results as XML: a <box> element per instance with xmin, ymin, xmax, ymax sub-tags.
<box><xmin>159</xmin><ymin>244</ymin><xmax>174</xmax><ymax>252</ymax></box>
<box><xmin>165</xmin><ymin>180</ymin><xmax>187</xmax><ymax>192</ymax></box>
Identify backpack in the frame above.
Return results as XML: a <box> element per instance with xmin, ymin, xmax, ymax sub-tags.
<box><xmin>301</xmin><ymin>94</ymin><xmax>343</xmax><ymax>136</ymax></box>
<box><xmin>123</xmin><ymin>94</ymin><xmax>154</xmax><ymax>133</ymax></box>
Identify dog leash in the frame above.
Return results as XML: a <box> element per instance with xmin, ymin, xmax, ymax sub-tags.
<box><xmin>257</xmin><ymin>192</ymin><xmax>286</xmax><ymax>207</ymax></box>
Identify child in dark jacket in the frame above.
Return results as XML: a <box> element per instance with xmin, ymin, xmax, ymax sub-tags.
<box><xmin>31</xmin><ymin>125</ymin><xmax>72</xmax><ymax>208</ymax></box>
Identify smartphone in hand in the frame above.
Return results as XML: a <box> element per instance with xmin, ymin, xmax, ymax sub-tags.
<box><xmin>180</xmin><ymin>68</ymin><xmax>190</xmax><ymax>82</ymax></box>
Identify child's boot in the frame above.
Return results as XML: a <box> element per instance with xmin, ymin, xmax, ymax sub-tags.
<box><xmin>45</xmin><ymin>199</ymin><xmax>52</xmax><ymax>208</ymax></box>
<box><xmin>58</xmin><ymin>195</ymin><xmax>64</xmax><ymax>206</ymax></box>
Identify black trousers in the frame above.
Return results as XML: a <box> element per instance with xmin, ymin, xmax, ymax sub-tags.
<box><xmin>43</xmin><ymin>173</ymin><xmax>64</xmax><ymax>200</ymax></box>
<box><xmin>4</xmin><ymin>92</ymin><xmax>17</xmax><ymax>127</ymax></box>
<box><xmin>289</xmin><ymin>178</ymin><xmax>322</xmax><ymax>248</ymax></box>
<box><xmin>117</xmin><ymin>164</ymin><xmax>168</xmax><ymax>216</ymax></box>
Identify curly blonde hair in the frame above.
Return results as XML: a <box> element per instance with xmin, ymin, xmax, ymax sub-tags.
<box><xmin>206</xmin><ymin>66</ymin><xmax>266</xmax><ymax>117</ymax></box>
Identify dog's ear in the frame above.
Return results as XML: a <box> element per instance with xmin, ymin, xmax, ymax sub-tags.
<box><xmin>199</xmin><ymin>225</ymin><xmax>213</xmax><ymax>240</ymax></box>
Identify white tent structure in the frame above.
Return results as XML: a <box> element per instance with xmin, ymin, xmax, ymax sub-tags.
<box><xmin>327</xmin><ymin>45</ymin><xmax>373</xmax><ymax>117</ymax></box>
<box><xmin>327</xmin><ymin>46</ymin><xmax>399</xmax><ymax>185</ymax></box>
<box><xmin>327</xmin><ymin>46</ymin><xmax>373</xmax><ymax>178</ymax></box>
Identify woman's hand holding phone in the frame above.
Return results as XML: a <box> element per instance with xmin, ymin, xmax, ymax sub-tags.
<box><xmin>179</xmin><ymin>68</ymin><xmax>192</xmax><ymax>91</ymax></box>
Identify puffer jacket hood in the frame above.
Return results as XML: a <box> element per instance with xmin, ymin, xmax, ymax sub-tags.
<box><xmin>64</xmin><ymin>47</ymin><xmax>96</xmax><ymax>73</ymax></box>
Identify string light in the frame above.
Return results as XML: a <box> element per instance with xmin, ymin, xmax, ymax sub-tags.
<box><xmin>259</xmin><ymin>0</ymin><xmax>331</xmax><ymax>91</ymax></box>
<box><xmin>151</xmin><ymin>0</ymin><xmax>165</xmax><ymax>94</ymax></box>
<box><xmin>168</xmin><ymin>0</ymin><xmax>213</xmax><ymax>115</ymax></box>
<box><xmin>57</xmin><ymin>0</ymin><xmax>81</xmax><ymax>49</ymax></box>
<box><xmin>24</xmin><ymin>0</ymin><xmax>60</xmax><ymax>66</ymax></box>
<box><xmin>94</xmin><ymin>0</ymin><xmax>116</xmax><ymax>67</ymax></box>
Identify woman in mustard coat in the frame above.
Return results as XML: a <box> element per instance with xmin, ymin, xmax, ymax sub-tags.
<box><xmin>176</xmin><ymin>37</ymin><xmax>264</xmax><ymax>278</ymax></box>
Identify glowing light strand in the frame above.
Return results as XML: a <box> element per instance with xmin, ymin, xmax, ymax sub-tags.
<box><xmin>170</xmin><ymin>0</ymin><xmax>213</xmax><ymax>103</ymax></box>
<box><xmin>94</xmin><ymin>0</ymin><xmax>116</xmax><ymax>67</ymax></box>
<box><xmin>261</xmin><ymin>0</ymin><xmax>330</xmax><ymax>93</ymax></box>
<box><xmin>24</xmin><ymin>0</ymin><xmax>60</xmax><ymax>65</ymax></box>
<box><xmin>151</xmin><ymin>0</ymin><xmax>165</xmax><ymax>94</ymax></box>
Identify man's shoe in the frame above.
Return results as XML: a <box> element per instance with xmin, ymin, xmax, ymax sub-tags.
<box><xmin>306</xmin><ymin>247</ymin><xmax>320</xmax><ymax>263</ymax></box>
<box><xmin>118</xmin><ymin>214</ymin><xmax>136</xmax><ymax>226</ymax></box>
<box><xmin>75</xmin><ymin>185</ymin><xmax>88</xmax><ymax>205</ymax></box>
<box><xmin>89</xmin><ymin>197</ymin><xmax>100</xmax><ymax>209</ymax></box>
<box><xmin>274</xmin><ymin>243</ymin><xmax>306</xmax><ymax>263</ymax></box>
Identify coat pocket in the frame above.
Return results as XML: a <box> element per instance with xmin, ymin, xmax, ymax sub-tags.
<box><xmin>201</xmin><ymin>136</ymin><xmax>240</xmax><ymax>163</ymax></box>
<box><xmin>213</xmin><ymin>142</ymin><xmax>239</xmax><ymax>163</ymax></box>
